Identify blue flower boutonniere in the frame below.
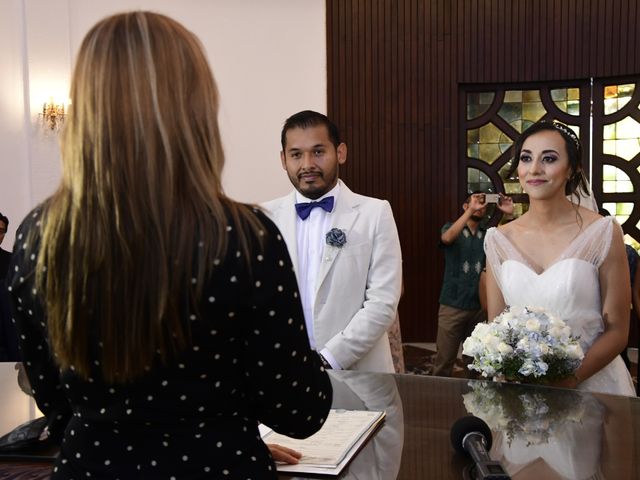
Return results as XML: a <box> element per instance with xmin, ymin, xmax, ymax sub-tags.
<box><xmin>326</xmin><ymin>228</ymin><xmax>347</xmax><ymax>248</ymax></box>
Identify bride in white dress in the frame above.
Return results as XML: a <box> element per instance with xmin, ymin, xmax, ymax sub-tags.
<box><xmin>484</xmin><ymin>120</ymin><xmax>635</xmax><ymax>396</ymax></box>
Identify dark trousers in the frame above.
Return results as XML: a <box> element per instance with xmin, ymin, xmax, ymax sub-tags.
<box><xmin>433</xmin><ymin>304</ymin><xmax>486</xmax><ymax>377</ymax></box>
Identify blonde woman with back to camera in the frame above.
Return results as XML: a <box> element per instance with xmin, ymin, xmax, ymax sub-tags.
<box><xmin>484</xmin><ymin>120</ymin><xmax>635</xmax><ymax>396</ymax></box>
<box><xmin>7</xmin><ymin>11</ymin><xmax>331</xmax><ymax>478</ymax></box>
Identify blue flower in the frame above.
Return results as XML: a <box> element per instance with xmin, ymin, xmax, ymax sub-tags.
<box><xmin>326</xmin><ymin>228</ymin><xmax>347</xmax><ymax>248</ymax></box>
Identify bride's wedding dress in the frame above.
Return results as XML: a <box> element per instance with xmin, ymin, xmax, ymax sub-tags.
<box><xmin>485</xmin><ymin>216</ymin><xmax>635</xmax><ymax>396</ymax></box>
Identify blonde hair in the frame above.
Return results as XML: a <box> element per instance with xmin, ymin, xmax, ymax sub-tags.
<box><xmin>37</xmin><ymin>11</ymin><xmax>261</xmax><ymax>383</ymax></box>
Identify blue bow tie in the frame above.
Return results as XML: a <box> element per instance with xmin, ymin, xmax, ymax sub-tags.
<box><xmin>295</xmin><ymin>196</ymin><xmax>335</xmax><ymax>220</ymax></box>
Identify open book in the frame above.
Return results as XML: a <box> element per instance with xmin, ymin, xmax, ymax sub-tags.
<box><xmin>261</xmin><ymin>409</ymin><xmax>386</xmax><ymax>475</ymax></box>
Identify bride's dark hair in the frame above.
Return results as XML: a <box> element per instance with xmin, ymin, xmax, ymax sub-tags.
<box><xmin>507</xmin><ymin>120</ymin><xmax>591</xmax><ymax>200</ymax></box>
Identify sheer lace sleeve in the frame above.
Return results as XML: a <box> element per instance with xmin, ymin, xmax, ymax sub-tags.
<box><xmin>563</xmin><ymin>216</ymin><xmax>616</xmax><ymax>267</ymax></box>
<box><xmin>484</xmin><ymin>227</ymin><xmax>527</xmax><ymax>294</ymax></box>
<box><xmin>484</xmin><ymin>228</ymin><xmax>503</xmax><ymax>274</ymax></box>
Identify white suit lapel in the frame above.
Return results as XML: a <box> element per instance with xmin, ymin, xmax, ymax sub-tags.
<box><xmin>270</xmin><ymin>192</ymin><xmax>301</xmax><ymax>283</ymax></box>
<box><xmin>315</xmin><ymin>182</ymin><xmax>359</xmax><ymax>292</ymax></box>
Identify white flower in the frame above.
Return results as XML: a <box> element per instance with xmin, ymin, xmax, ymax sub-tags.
<box><xmin>462</xmin><ymin>337</ymin><xmax>483</xmax><ymax>356</ymax></box>
<box><xmin>500</xmin><ymin>311</ymin><xmax>514</xmax><ymax>323</ymax></box>
<box><xmin>472</xmin><ymin>322</ymin><xmax>491</xmax><ymax>337</ymax></box>
<box><xmin>497</xmin><ymin>342</ymin><xmax>513</xmax><ymax>355</ymax></box>
<box><xmin>516</xmin><ymin>337</ymin><xmax>530</xmax><ymax>351</ymax></box>
<box><xmin>548</xmin><ymin>326</ymin><xmax>564</xmax><ymax>339</ymax></box>
<box><xmin>565</xmin><ymin>343</ymin><xmax>584</xmax><ymax>359</ymax></box>
<box><xmin>525</xmin><ymin>318</ymin><xmax>541</xmax><ymax>332</ymax></box>
<box><xmin>481</xmin><ymin>333</ymin><xmax>500</xmax><ymax>350</ymax></box>
<box><xmin>549</xmin><ymin>316</ymin><xmax>565</xmax><ymax>328</ymax></box>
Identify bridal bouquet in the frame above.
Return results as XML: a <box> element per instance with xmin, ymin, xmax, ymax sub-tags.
<box><xmin>462</xmin><ymin>306</ymin><xmax>584</xmax><ymax>383</ymax></box>
<box><xmin>462</xmin><ymin>381</ymin><xmax>588</xmax><ymax>446</ymax></box>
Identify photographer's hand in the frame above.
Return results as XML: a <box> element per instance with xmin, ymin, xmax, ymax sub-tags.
<box><xmin>497</xmin><ymin>194</ymin><xmax>514</xmax><ymax>216</ymax></box>
<box><xmin>467</xmin><ymin>193</ymin><xmax>487</xmax><ymax>213</ymax></box>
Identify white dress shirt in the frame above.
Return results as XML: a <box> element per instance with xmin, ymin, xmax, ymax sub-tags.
<box><xmin>295</xmin><ymin>183</ymin><xmax>342</xmax><ymax>368</ymax></box>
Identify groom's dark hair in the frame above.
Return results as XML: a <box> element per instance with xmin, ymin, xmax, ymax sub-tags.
<box><xmin>281</xmin><ymin>110</ymin><xmax>341</xmax><ymax>150</ymax></box>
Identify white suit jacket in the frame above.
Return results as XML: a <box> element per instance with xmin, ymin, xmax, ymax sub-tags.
<box><xmin>262</xmin><ymin>180</ymin><xmax>402</xmax><ymax>373</ymax></box>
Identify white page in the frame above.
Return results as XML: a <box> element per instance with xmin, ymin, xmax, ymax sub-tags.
<box><xmin>262</xmin><ymin>409</ymin><xmax>385</xmax><ymax>469</ymax></box>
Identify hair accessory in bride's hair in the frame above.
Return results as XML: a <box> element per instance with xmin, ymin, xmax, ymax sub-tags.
<box><xmin>551</xmin><ymin>121</ymin><xmax>580</xmax><ymax>149</ymax></box>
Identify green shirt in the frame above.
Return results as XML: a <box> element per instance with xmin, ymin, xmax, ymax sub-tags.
<box><xmin>438</xmin><ymin>222</ymin><xmax>486</xmax><ymax>310</ymax></box>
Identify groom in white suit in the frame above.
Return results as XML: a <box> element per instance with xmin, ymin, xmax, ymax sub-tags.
<box><xmin>262</xmin><ymin>111</ymin><xmax>402</xmax><ymax>373</ymax></box>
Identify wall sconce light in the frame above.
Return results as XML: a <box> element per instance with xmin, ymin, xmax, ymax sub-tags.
<box><xmin>39</xmin><ymin>98</ymin><xmax>66</xmax><ymax>131</ymax></box>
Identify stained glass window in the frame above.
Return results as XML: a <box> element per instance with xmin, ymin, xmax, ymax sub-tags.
<box><xmin>597</xmin><ymin>81</ymin><xmax>640</xmax><ymax>246</ymax></box>
<box><xmin>462</xmin><ymin>83</ymin><xmax>588</xmax><ymax>225</ymax></box>
<box><xmin>603</xmin><ymin>165</ymin><xmax>633</xmax><ymax>193</ymax></box>
<box><xmin>603</xmin><ymin>117</ymin><xmax>640</xmax><ymax>161</ymax></box>
<box><xmin>467</xmin><ymin>92</ymin><xmax>496</xmax><ymax>120</ymax></box>
<box><xmin>463</xmin><ymin>79</ymin><xmax>640</xmax><ymax>245</ymax></box>
<box><xmin>467</xmin><ymin>167</ymin><xmax>493</xmax><ymax>193</ymax></box>
<box><xmin>551</xmin><ymin>87</ymin><xmax>580</xmax><ymax>115</ymax></box>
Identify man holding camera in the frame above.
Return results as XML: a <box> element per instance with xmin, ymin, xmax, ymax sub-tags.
<box><xmin>433</xmin><ymin>192</ymin><xmax>513</xmax><ymax>377</ymax></box>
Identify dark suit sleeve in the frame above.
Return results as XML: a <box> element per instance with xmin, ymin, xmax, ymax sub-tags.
<box><xmin>243</xmin><ymin>211</ymin><xmax>332</xmax><ymax>438</ymax></box>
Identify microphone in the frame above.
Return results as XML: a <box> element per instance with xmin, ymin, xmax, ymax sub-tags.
<box><xmin>450</xmin><ymin>416</ymin><xmax>511</xmax><ymax>480</ymax></box>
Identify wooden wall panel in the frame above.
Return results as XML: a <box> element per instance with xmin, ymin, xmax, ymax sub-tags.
<box><xmin>327</xmin><ymin>0</ymin><xmax>640</xmax><ymax>342</ymax></box>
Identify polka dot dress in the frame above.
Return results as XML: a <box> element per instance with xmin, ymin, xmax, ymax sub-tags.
<box><xmin>8</xmin><ymin>207</ymin><xmax>332</xmax><ymax>479</ymax></box>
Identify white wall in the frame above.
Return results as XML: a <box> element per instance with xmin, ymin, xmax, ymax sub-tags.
<box><xmin>0</xmin><ymin>0</ymin><xmax>326</xmax><ymax>248</ymax></box>
<box><xmin>0</xmin><ymin>0</ymin><xmax>31</xmax><ymax>248</ymax></box>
